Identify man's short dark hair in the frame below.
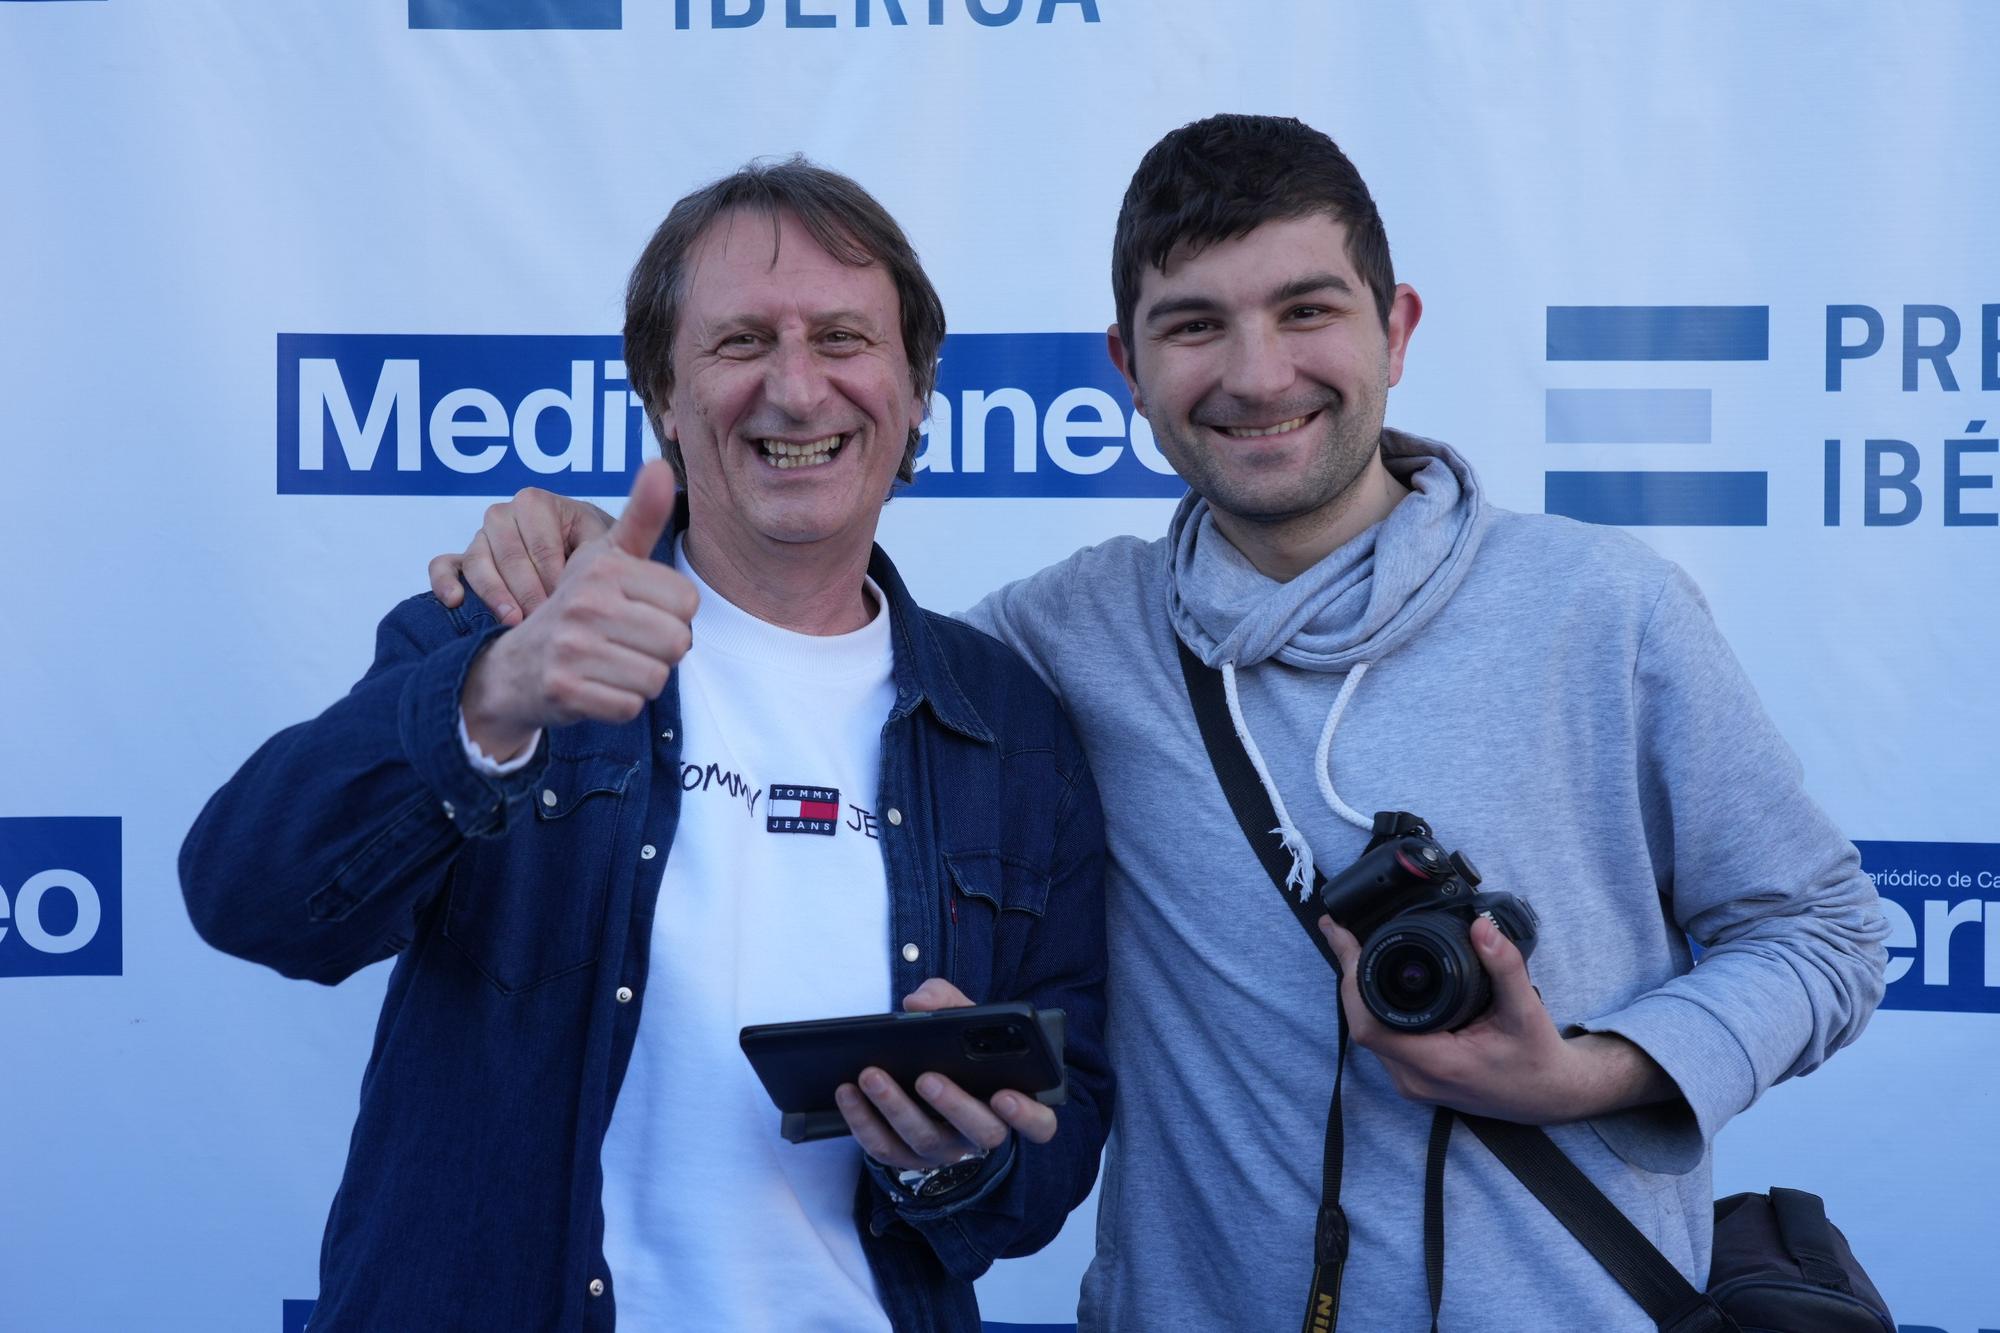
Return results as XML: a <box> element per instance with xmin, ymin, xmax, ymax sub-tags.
<box><xmin>625</xmin><ymin>156</ymin><xmax>945</xmax><ymax>485</ymax></box>
<box><xmin>1112</xmin><ymin>115</ymin><xmax>1395</xmax><ymax>356</ymax></box>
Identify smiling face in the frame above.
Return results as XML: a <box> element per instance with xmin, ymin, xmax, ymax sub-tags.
<box><xmin>1109</xmin><ymin>213</ymin><xmax>1420</xmax><ymax>572</ymax></box>
<box><xmin>659</xmin><ymin>206</ymin><xmax>924</xmax><ymax>579</ymax></box>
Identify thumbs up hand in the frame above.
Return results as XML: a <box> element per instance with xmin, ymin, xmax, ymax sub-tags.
<box><xmin>603</xmin><ymin>456</ymin><xmax>679</xmax><ymax>560</ymax></box>
<box><xmin>460</xmin><ymin>461</ymin><xmax>698</xmax><ymax>761</ymax></box>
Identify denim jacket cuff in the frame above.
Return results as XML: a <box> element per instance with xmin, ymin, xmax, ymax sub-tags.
<box><xmin>865</xmin><ymin>1131</ymin><xmax>1018</xmax><ymax>1222</ymax></box>
<box><xmin>399</xmin><ymin>626</ymin><xmax>549</xmax><ymax>836</ymax></box>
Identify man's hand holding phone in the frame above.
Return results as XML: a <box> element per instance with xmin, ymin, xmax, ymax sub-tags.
<box><xmin>833</xmin><ymin>979</ymin><xmax>1059</xmax><ymax>1172</ymax></box>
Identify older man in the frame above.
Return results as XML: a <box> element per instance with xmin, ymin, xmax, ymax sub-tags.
<box><xmin>180</xmin><ymin>160</ymin><xmax>1111</xmax><ymax>1333</ymax></box>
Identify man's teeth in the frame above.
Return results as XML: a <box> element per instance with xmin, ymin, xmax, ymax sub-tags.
<box><xmin>1220</xmin><ymin>416</ymin><xmax>1310</xmax><ymax>439</ymax></box>
<box><xmin>758</xmin><ymin>434</ymin><xmax>844</xmax><ymax>469</ymax></box>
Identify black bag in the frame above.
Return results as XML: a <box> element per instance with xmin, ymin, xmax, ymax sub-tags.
<box><xmin>1706</xmin><ymin>1188</ymin><xmax>1895</xmax><ymax>1333</ymax></box>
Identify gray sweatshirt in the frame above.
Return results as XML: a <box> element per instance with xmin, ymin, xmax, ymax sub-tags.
<box><xmin>963</xmin><ymin>432</ymin><xmax>1887</xmax><ymax>1332</ymax></box>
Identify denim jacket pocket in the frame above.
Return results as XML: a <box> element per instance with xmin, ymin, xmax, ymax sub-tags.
<box><xmin>444</xmin><ymin>751</ymin><xmax>638</xmax><ymax>994</ymax></box>
<box><xmin>943</xmin><ymin>850</ymin><xmax>1049</xmax><ymax>1000</ymax></box>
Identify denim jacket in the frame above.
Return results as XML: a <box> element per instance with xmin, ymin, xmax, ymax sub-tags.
<box><xmin>180</xmin><ymin>520</ymin><xmax>1112</xmax><ymax>1333</ymax></box>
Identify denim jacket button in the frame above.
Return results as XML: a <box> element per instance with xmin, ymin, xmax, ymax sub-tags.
<box><xmin>887</xmin><ymin>808</ymin><xmax>903</xmax><ymax>827</ymax></box>
<box><xmin>440</xmin><ymin>800</ymin><xmax>456</xmax><ymax>821</ymax></box>
<box><xmin>901</xmin><ymin>943</ymin><xmax>919</xmax><ymax>963</ymax></box>
<box><xmin>541</xmin><ymin>789</ymin><xmax>558</xmax><ymax>808</ymax></box>
<box><xmin>639</xmin><ymin>844</ymin><xmax>657</xmax><ymax>860</ymax></box>
<box><xmin>615</xmin><ymin>986</ymin><xmax>634</xmax><ymax>1003</ymax></box>
<box><xmin>588</xmin><ymin>1278</ymin><xmax>605</xmax><ymax>1297</ymax></box>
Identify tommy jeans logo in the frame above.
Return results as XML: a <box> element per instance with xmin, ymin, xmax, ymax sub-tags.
<box><xmin>767</xmin><ymin>785</ymin><xmax>839</xmax><ymax>835</ymax></box>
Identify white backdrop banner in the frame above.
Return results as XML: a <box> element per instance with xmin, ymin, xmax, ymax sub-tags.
<box><xmin>2</xmin><ymin>2</ymin><xmax>1995</xmax><ymax>1331</ymax></box>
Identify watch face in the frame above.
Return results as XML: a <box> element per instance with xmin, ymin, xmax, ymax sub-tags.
<box><xmin>916</xmin><ymin>1157</ymin><xmax>984</xmax><ymax>1198</ymax></box>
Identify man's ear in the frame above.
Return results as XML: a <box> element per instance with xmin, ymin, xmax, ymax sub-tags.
<box><xmin>1384</xmin><ymin>284</ymin><xmax>1422</xmax><ymax>388</ymax></box>
<box><xmin>654</xmin><ymin>397</ymin><xmax>677</xmax><ymax>446</ymax></box>
<box><xmin>1106</xmin><ymin>322</ymin><xmax>1147</xmax><ymax>417</ymax></box>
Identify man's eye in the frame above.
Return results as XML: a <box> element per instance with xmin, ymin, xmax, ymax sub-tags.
<box><xmin>822</xmin><ymin>329</ymin><xmax>861</xmax><ymax>347</ymax></box>
<box><xmin>1171</xmin><ymin>319</ymin><xmax>1216</xmax><ymax>337</ymax></box>
<box><xmin>1287</xmin><ymin>305</ymin><xmax>1329</xmax><ymax>321</ymax></box>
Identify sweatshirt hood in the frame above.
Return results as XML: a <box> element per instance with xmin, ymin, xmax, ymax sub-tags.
<box><xmin>1166</xmin><ymin>430</ymin><xmax>1490</xmax><ymax>673</ymax></box>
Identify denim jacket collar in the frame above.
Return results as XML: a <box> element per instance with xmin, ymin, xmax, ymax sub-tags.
<box><xmin>660</xmin><ymin>494</ymin><xmax>993</xmax><ymax>747</ymax></box>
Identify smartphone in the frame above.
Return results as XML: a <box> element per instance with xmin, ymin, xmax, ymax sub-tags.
<box><xmin>739</xmin><ymin>1002</ymin><xmax>1067</xmax><ymax>1143</ymax></box>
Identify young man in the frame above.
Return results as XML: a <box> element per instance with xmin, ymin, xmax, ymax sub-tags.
<box><xmin>182</xmin><ymin>160</ymin><xmax>1111</xmax><ymax>1333</ymax></box>
<box><xmin>437</xmin><ymin>117</ymin><xmax>1887</xmax><ymax>1330</ymax></box>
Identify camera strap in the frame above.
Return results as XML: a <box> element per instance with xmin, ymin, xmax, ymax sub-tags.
<box><xmin>1179</xmin><ymin>641</ymin><xmax>1734</xmax><ymax>1332</ymax></box>
<box><xmin>1174</xmin><ymin>640</ymin><xmax>1343</xmax><ymax>969</ymax></box>
<box><xmin>1448</xmin><ymin>1113</ymin><xmax>1738</xmax><ymax>1332</ymax></box>
<box><xmin>1177</xmin><ymin>641</ymin><xmax>1354</xmax><ymax>1331</ymax></box>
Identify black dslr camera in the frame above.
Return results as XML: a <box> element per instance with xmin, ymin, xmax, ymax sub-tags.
<box><xmin>1318</xmin><ymin>812</ymin><xmax>1539</xmax><ymax>1034</ymax></box>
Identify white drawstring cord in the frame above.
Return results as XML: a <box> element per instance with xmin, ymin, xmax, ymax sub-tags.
<box><xmin>1314</xmin><ymin>662</ymin><xmax>1375</xmax><ymax>832</ymax></box>
<box><xmin>1220</xmin><ymin>660</ymin><xmax>1318</xmax><ymax>900</ymax></box>
<box><xmin>1219</xmin><ymin>659</ymin><xmax>1378</xmax><ymax>901</ymax></box>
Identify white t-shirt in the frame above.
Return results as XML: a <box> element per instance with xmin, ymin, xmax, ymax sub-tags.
<box><xmin>596</xmin><ymin>541</ymin><xmax>896</xmax><ymax>1332</ymax></box>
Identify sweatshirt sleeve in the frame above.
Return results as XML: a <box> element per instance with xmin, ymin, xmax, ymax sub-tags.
<box><xmin>1577</xmin><ymin>565</ymin><xmax>1888</xmax><ymax>1171</ymax></box>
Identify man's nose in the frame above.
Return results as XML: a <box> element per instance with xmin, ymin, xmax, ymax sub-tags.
<box><xmin>1220</xmin><ymin>326</ymin><xmax>1295</xmax><ymax>402</ymax></box>
<box><xmin>764</xmin><ymin>337</ymin><xmax>830</xmax><ymax>420</ymax></box>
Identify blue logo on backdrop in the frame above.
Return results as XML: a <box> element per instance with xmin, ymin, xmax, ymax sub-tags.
<box><xmin>1856</xmin><ymin>840</ymin><xmax>2000</xmax><ymax>1014</ymax></box>
<box><xmin>1544</xmin><ymin>301</ymin><xmax>1998</xmax><ymax>528</ymax></box>
<box><xmin>663</xmin><ymin>0</ymin><xmax>1099</xmax><ymax>27</ymax></box>
<box><xmin>407</xmin><ymin>0</ymin><xmax>1098</xmax><ymax>29</ymax></box>
<box><xmin>278</xmin><ymin>335</ymin><xmax>646</xmax><ymax>496</ymax></box>
<box><xmin>916</xmin><ymin>333</ymin><xmax>1180</xmax><ymax>497</ymax></box>
<box><xmin>410</xmin><ymin>0</ymin><xmax>620</xmax><ymax>27</ymax></box>
<box><xmin>0</xmin><ymin>818</ymin><xmax>122</xmax><ymax>978</ymax></box>
<box><xmin>1822</xmin><ymin>301</ymin><xmax>2000</xmax><ymax>528</ymax></box>
<box><xmin>276</xmin><ymin>332</ymin><xmax>1183</xmax><ymax>498</ymax></box>
<box><xmin>1543</xmin><ymin>305</ymin><xmax>1771</xmax><ymax>527</ymax></box>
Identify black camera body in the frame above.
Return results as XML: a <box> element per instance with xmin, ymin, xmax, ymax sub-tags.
<box><xmin>1317</xmin><ymin>811</ymin><xmax>1539</xmax><ymax>1034</ymax></box>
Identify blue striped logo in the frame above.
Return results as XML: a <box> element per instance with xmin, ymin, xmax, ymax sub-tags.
<box><xmin>1543</xmin><ymin>306</ymin><xmax>1770</xmax><ymax>527</ymax></box>
<box><xmin>1546</xmin><ymin>306</ymin><xmax>1769</xmax><ymax>362</ymax></box>
<box><xmin>409</xmin><ymin>0</ymin><xmax>619</xmax><ymax>28</ymax></box>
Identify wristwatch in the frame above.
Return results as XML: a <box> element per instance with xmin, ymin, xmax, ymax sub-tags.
<box><xmin>897</xmin><ymin>1148</ymin><xmax>989</xmax><ymax>1200</ymax></box>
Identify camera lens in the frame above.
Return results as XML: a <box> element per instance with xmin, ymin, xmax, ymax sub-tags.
<box><xmin>1359</xmin><ymin>914</ymin><xmax>1490</xmax><ymax>1034</ymax></box>
<box><xmin>1378</xmin><ymin>944</ymin><xmax>1441</xmax><ymax>1009</ymax></box>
